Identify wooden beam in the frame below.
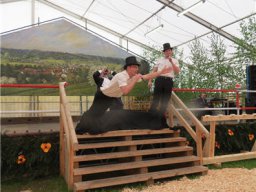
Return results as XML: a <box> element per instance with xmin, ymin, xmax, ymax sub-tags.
<box><xmin>202</xmin><ymin>113</ymin><xmax>256</xmax><ymax>122</ymax></box>
<box><xmin>203</xmin><ymin>152</ymin><xmax>256</xmax><ymax>165</ymax></box>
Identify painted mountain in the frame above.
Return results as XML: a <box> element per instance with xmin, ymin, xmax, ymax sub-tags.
<box><xmin>1</xmin><ymin>19</ymin><xmax>131</xmax><ymax>58</ymax></box>
<box><xmin>1</xmin><ymin>18</ymin><xmax>152</xmax><ymax>95</ymax></box>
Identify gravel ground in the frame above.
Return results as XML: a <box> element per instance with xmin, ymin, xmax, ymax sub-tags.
<box><xmin>122</xmin><ymin>168</ymin><xmax>256</xmax><ymax>192</ymax></box>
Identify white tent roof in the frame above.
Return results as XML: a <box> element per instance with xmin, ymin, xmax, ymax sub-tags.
<box><xmin>1</xmin><ymin>0</ymin><xmax>255</xmax><ymax>60</ymax></box>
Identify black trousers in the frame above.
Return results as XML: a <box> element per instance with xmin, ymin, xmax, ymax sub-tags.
<box><xmin>88</xmin><ymin>90</ymin><xmax>122</xmax><ymax>116</ymax></box>
<box><xmin>150</xmin><ymin>76</ymin><xmax>173</xmax><ymax>114</ymax></box>
<box><xmin>75</xmin><ymin>90</ymin><xmax>123</xmax><ymax>134</ymax></box>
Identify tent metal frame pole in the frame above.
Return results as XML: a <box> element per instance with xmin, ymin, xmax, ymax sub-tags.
<box><xmin>175</xmin><ymin>12</ymin><xmax>256</xmax><ymax>47</ymax></box>
<box><xmin>36</xmin><ymin>0</ymin><xmax>154</xmax><ymax>51</ymax></box>
<box><xmin>156</xmin><ymin>0</ymin><xmax>237</xmax><ymax>44</ymax></box>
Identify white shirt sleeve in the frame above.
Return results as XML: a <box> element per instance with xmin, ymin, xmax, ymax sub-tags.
<box><xmin>172</xmin><ymin>58</ymin><xmax>179</xmax><ymax>66</ymax></box>
<box><xmin>117</xmin><ymin>73</ymin><xmax>128</xmax><ymax>87</ymax></box>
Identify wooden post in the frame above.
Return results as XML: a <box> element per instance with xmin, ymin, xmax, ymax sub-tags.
<box><xmin>252</xmin><ymin>140</ymin><xmax>256</xmax><ymax>152</ymax></box>
<box><xmin>196</xmin><ymin>125</ymin><xmax>203</xmax><ymax>165</ymax></box>
<box><xmin>59</xmin><ymin>82</ymin><xmax>77</xmax><ymax>190</ymax></box>
<box><xmin>167</xmin><ymin>100</ymin><xmax>174</xmax><ymax>128</ymax></box>
<box><xmin>64</xmin><ymin>137</ymin><xmax>69</xmax><ymax>184</ymax></box>
<box><xmin>59</xmin><ymin>91</ymin><xmax>65</xmax><ymax>177</ymax></box>
<box><xmin>59</xmin><ymin>114</ymin><xmax>65</xmax><ymax>177</ymax></box>
<box><xmin>203</xmin><ymin>137</ymin><xmax>210</xmax><ymax>157</ymax></box>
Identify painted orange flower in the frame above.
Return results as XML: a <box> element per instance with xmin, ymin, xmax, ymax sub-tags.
<box><xmin>41</xmin><ymin>143</ymin><xmax>51</xmax><ymax>153</ymax></box>
<box><xmin>215</xmin><ymin>141</ymin><xmax>220</xmax><ymax>149</ymax></box>
<box><xmin>17</xmin><ymin>154</ymin><xmax>26</xmax><ymax>164</ymax></box>
<box><xmin>228</xmin><ymin>129</ymin><xmax>234</xmax><ymax>136</ymax></box>
<box><xmin>249</xmin><ymin>134</ymin><xmax>254</xmax><ymax>141</ymax></box>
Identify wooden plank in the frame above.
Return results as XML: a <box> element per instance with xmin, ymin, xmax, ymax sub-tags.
<box><xmin>74</xmin><ymin>165</ymin><xmax>208</xmax><ymax>190</ymax></box>
<box><xmin>202</xmin><ymin>113</ymin><xmax>256</xmax><ymax>122</ymax></box>
<box><xmin>74</xmin><ymin>156</ymin><xmax>200</xmax><ymax>175</ymax></box>
<box><xmin>76</xmin><ymin>129</ymin><xmax>174</xmax><ymax>139</ymax></box>
<box><xmin>76</xmin><ymin>137</ymin><xmax>186</xmax><ymax>150</ymax></box>
<box><xmin>203</xmin><ymin>151</ymin><xmax>256</xmax><ymax>165</ymax></box>
<box><xmin>74</xmin><ymin>146</ymin><xmax>193</xmax><ymax>162</ymax></box>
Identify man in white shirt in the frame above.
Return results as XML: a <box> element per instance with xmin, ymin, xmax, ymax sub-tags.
<box><xmin>148</xmin><ymin>43</ymin><xmax>180</xmax><ymax>119</ymax></box>
<box><xmin>88</xmin><ymin>56</ymin><xmax>172</xmax><ymax>117</ymax></box>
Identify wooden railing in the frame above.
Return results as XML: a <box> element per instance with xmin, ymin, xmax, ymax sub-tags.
<box><xmin>168</xmin><ymin>92</ymin><xmax>256</xmax><ymax>165</ymax></box>
<box><xmin>202</xmin><ymin>113</ymin><xmax>256</xmax><ymax>165</ymax></box>
<box><xmin>59</xmin><ymin>82</ymin><xmax>78</xmax><ymax>189</ymax></box>
<box><xmin>168</xmin><ymin>92</ymin><xmax>210</xmax><ymax>164</ymax></box>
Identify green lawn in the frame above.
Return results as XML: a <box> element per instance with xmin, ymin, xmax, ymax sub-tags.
<box><xmin>1</xmin><ymin>159</ymin><xmax>256</xmax><ymax>192</ymax></box>
<box><xmin>1</xmin><ymin>176</ymin><xmax>70</xmax><ymax>192</ymax></box>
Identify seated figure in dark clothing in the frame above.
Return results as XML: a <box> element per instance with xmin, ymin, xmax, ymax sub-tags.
<box><xmin>93</xmin><ymin>68</ymin><xmax>123</xmax><ymax>110</ymax></box>
<box><xmin>75</xmin><ymin>56</ymin><xmax>172</xmax><ymax>134</ymax></box>
<box><xmin>194</xmin><ymin>93</ymin><xmax>211</xmax><ymax>118</ymax></box>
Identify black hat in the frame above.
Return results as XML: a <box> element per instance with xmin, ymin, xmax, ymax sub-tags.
<box><xmin>124</xmin><ymin>56</ymin><xmax>140</xmax><ymax>69</ymax></box>
<box><xmin>163</xmin><ymin>43</ymin><xmax>173</xmax><ymax>52</ymax></box>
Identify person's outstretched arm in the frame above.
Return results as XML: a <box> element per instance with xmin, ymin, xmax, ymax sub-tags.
<box><xmin>142</xmin><ymin>66</ymin><xmax>172</xmax><ymax>80</ymax></box>
<box><xmin>120</xmin><ymin>74</ymin><xmax>143</xmax><ymax>95</ymax></box>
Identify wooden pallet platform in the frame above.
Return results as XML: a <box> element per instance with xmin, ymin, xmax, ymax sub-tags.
<box><xmin>73</xmin><ymin>129</ymin><xmax>208</xmax><ymax>191</ymax></box>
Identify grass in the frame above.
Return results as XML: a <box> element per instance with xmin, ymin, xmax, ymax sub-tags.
<box><xmin>1</xmin><ymin>176</ymin><xmax>70</xmax><ymax>192</ymax></box>
<box><xmin>208</xmin><ymin>159</ymin><xmax>256</xmax><ymax>170</ymax></box>
<box><xmin>1</xmin><ymin>159</ymin><xmax>256</xmax><ymax>192</ymax></box>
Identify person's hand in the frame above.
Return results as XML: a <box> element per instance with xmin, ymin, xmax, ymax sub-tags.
<box><xmin>160</xmin><ymin>66</ymin><xmax>172</xmax><ymax>75</ymax></box>
<box><xmin>169</xmin><ymin>57</ymin><xmax>174</xmax><ymax>64</ymax></box>
<box><xmin>134</xmin><ymin>74</ymin><xmax>143</xmax><ymax>82</ymax></box>
<box><xmin>101</xmin><ymin>69</ymin><xmax>109</xmax><ymax>77</ymax></box>
<box><xmin>148</xmin><ymin>80</ymin><xmax>152</xmax><ymax>88</ymax></box>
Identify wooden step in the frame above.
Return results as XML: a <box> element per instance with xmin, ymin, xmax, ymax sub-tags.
<box><xmin>74</xmin><ymin>155</ymin><xmax>200</xmax><ymax>175</ymax></box>
<box><xmin>74</xmin><ymin>165</ymin><xmax>208</xmax><ymax>191</ymax></box>
<box><xmin>76</xmin><ymin>129</ymin><xmax>175</xmax><ymax>139</ymax></box>
<box><xmin>76</xmin><ymin>137</ymin><xmax>186</xmax><ymax>150</ymax></box>
<box><xmin>74</xmin><ymin>145</ymin><xmax>192</xmax><ymax>162</ymax></box>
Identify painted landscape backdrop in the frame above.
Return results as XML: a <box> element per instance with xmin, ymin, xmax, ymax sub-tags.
<box><xmin>0</xmin><ymin>19</ymin><xmax>149</xmax><ymax>96</ymax></box>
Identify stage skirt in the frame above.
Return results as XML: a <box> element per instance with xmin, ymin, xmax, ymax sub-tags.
<box><xmin>75</xmin><ymin>110</ymin><xmax>167</xmax><ymax>134</ymax></box>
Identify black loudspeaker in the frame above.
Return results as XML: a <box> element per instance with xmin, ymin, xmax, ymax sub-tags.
<box><xmin>247</xmin><ymin>65</ymin><xmax>256</xmax><ymax>90</ymax></box>
<box><xmin>246</xmin><ymin>65</ymin><xmax>256</xmax><ymax>114</ymax></box>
